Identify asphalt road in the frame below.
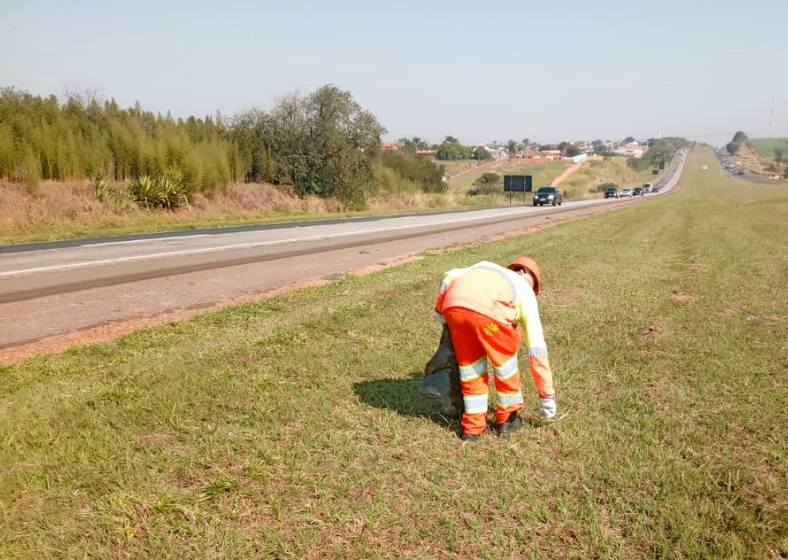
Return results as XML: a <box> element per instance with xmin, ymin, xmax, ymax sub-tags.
<box><xmin>0</xmin><ymin>151</ymin><xmax>687</xmax><ymax>305</ymax></box>
<box><xmin>0</xmin><ymin>150</ymin><xmax>688</xmax><ymax>355</ymax></box>
<box><xmin>714</xmin><ymin>150</ymin><xmax>784</xmax><ymax>185</ymax></box>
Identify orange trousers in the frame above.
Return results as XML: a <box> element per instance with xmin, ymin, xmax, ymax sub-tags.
<box><xmin>444</xmin><ymin>307</ymin><xmax>524</xmax><ymax>435</ymax></box>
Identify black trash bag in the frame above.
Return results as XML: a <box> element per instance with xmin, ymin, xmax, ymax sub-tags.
<box><xmin>419</xmin><ymin>324</ymin><xmax>463</xmax><ymax>421</ymax></box>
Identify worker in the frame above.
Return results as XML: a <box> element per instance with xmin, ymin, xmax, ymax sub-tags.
<box><xmin>434</xmin><ymin>257</ymin><xmax>556</xmax><ymax>442</ymax></box>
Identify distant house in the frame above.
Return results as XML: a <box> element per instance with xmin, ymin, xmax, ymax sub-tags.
<box><xmin>381</xmin><ymin>142</ymin><xmax>399</xmax><ymax>151</ymax></box>
<box><xmin>614</xmin><ymin>145</ymin><xmax>645</xmax><ymax>159</ymax></box>
<box><xmin>416</xmin><ymin>149</ymin><xmax>437</xmax><ymax>157</ymax></box>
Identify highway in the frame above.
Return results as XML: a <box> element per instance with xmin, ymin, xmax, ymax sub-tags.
<box><xmin>0</xmin><ymin>151</ymin><xmax>687</xmax><ymax>305</ymax></box>
<box><xmin>714</xmin><ymin>149</ymin><xmax>784</xmax><ymax>185</ymax></box>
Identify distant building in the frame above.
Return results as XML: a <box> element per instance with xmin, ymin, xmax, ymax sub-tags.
<box><xmin>540</xmin><ymin>150</ymin><xmax>563</xmax><ymax>160</ymax></box>
<box><xmin>614</xmin><ymin>146</ymin><xmax>645</xmax><ymax>159</ymax></box>
<box><xmin>381</xmin><ymin>142</ymin><xmax>399</xmax><ymax>151</ymax></box>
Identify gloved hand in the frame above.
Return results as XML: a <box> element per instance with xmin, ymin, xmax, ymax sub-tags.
<box><xmin>538</xmin><ymin>395</ymin><xmax>557</xmax><ymax>420</ymax></box>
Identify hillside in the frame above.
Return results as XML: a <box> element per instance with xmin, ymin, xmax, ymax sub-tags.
<box><xmin>749</xmin><ymin>137</ymin><xmax>788</xmax><ymax>159</ymax></box>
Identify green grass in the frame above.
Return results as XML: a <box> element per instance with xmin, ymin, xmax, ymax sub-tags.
<box><xmin>448</xmin><ymin>162</ymin><xmax>565</xmax><ymax>194</ymax></box>
<box><xmin>2</xmin><ymin>149</ymin><xmax>787</xmax><ymax>558</ymax></box>
<box><xmin>433</xmin><ymin>159</ymin><xmax>487</xmax><ymax>177</ymax></box>
<box><xmin>749</xmin><ymin>137</ymin><xmax>788</xmax><ymax>159</ymax></box>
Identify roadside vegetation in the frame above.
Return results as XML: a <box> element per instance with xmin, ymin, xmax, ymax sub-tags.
<box><xmin>725</xmin><ymin>132</ymin><xmax>788</xmax><ymax>179</ymax></box>
<box><xmin>0</xmin><ymin>86</ymin><xmax>444</xmax><ymax>209</ymax></box>
<box><xmin>559</xmin><ymin>156</ymin><xmax>656</xmax><ymax>197</ymax></box>
<box><xmin>749</xmin><ymin>137</ymin><xmax>788</xmax><ymax>161</ymax></box>
<box><xmin>2</xmin><ymin>149</ymin><xmax>786</xmax><ymax>557</ymax></box>
<box><xmin>0</xmin><ymin>87</ymin><xmax>691</xmax><ymax>244</ymax></box>
<box><xmin>448</xmin><ymin>162</ymin><xmax>565</xmax><ymax>195</ymax></box>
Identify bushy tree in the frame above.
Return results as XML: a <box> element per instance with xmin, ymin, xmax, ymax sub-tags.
<box><xmin>623</xmin><ymin>136</ymin><xmax>635</xmax><ymax>143</ymax></box>
<box><xmin>732</xmin><ymin>131</ymin><xmax>748</xmax><ymax>143</ymax></box>
<box><xmin>398</xmin><ymin>137</ymin><xmax>430</xmax><ymax>152</ymax></box>
<box><xmin>380</xmin><ymin>151</ymin><xmax>445</xmax><ymax>193</ymax></box>
<box><xmin>472</xmin><ymin>172</ymin><xmax>501</xmax><ymax>195</ymax></box>
<box><xmin>262</xmin><ymin>86</ymin><xmax>385</xmax><ymax>204</ymax></box>
<box><xmin>436</xmin><ymin>136</ymin><xmax>470</xmax><ymax>160</ymax></box>
<box><xmin>474</xmin><ymin>172</ymin><xmax>500</xmax><ymax>188</ymax></box>
<box><xmin>472</xmin><ymin>146</ymin><xmax>491</xmax><ymax>160</ymax></box>
<box><xmin>773</xmin><ymin>146</ymin><xmax>786</xmax><ymax>162</ymax></box>
<box><xmin>727</xmin><ymin>142</ymin><xmax>741</xmax><ymax>155</ymax></box>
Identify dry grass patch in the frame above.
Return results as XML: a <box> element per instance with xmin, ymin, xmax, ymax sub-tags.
<box><xmin>641</xmin><ymin>320</ymin><xmax>667</xmax><ymax>343</ymax></box>
<box><xmin>671</xmin><ymin>292</ymin><xmax>696</xmax><ymax>305</ymax></box>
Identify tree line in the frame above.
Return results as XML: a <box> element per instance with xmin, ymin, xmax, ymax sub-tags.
<box><xmin>0</xmin><ymin>86</ymin><xmax>447</xmax><ymax>206</ymax></box>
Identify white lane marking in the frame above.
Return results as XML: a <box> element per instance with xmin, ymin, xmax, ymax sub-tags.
<box><xmin>88</xmin><ymin>234</ymin><xmax>210</xmax><ymax>247</ymax></box>
<box><xmin>0</xmin><ymin>196</ymin><xmax>632</xmax><ymax>279</ymax></box>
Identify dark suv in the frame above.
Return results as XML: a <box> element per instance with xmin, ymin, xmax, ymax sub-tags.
<box><xmin>604</xmin><ymin>187</ymin><xmax>619</xmax><ymax>198</ymax></box>
<box><xmin>633</xmin><ymin>187</ymin><xmax>644</xmax><ymax>196</ymax></box>
<box><xmin>533</xmin><ymin>186</ymin><xmax>562</xmax><ymax>206</ymax></box>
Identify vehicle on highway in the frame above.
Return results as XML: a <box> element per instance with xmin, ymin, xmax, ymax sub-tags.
<box><xmin>532</xmin><ymin>186</ymin><xmax>562</xmax><ymax>206</ymax></box>
<box><xmin>633</xmin><ymin>187</ymin><xmax>644</xmax><ymax>196</ymax></box>
<box><xmin>604</xmin><ymin>187</ymin><xmax>619</xmax><ymax>198</ymax></box>
<box><xmin>737</xmin><ymin>168</ymin><xmax>745</xmax><ymax>176</ymax></box>
<box><xmin>620</xmin><ymin>188</ymin><xmax>633</xmax><ymax>197</ymax></box>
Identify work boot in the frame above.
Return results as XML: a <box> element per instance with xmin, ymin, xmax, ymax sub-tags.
<box><xmin>460</xmin><ymin>423</ymin><xmax>489</xmax><ymax>443</ymax></box>
<box><xmin>461</xmin><ymin>432</ymin><xmax>482</xmax><ymax>443</ymax></box>
<box><xmin>495</xmin><ymin>412</ymin><xmax>524</xmax><ymax>438</ymax></box>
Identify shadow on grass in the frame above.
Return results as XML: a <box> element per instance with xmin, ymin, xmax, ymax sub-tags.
<box><xmin>352</xmin><ymin>372</ymin><xmax>458</xmax><ymax>432</ymax></box>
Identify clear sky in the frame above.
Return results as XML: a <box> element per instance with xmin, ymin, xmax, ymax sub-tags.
<box><xmin>2</xmin><ymin>0</ymin><xmax>787</xmax><ymax>146</ymax></box>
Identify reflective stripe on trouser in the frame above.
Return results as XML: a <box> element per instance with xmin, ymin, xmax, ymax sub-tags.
<box><xmin>444</xmin><ymin>307</ymin><xmax>523</xmax><ymax>434</ymax></box>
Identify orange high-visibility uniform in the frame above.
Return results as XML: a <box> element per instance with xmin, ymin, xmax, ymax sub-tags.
<box><xmin>435</xmin><ymin>261</ymin><xmax>555</xmax><ymax>435</ymax></box>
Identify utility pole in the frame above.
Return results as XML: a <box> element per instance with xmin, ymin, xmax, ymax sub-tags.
<box><xmin>769</xmin><ymin>97</ymin><xmax>775</xmax><ymax>137</ymax></box>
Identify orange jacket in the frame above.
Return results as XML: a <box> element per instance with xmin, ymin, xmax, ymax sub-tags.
<box><xmin>435</xmin><ymin>261</ymin><xmax>555</xmax><ymax>397</ymax></box>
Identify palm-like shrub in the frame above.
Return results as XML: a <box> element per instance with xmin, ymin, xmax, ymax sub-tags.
<box><xmin>126</xmin><ymin>169</ymin><xmax>188</xmax><ymax>210</ymax></box>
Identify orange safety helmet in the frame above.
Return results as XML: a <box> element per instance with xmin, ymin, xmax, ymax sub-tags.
<box><xmin>507</xmin><ymin>256</ymin><xmax>542</xmax><ymax>295</ymax></box>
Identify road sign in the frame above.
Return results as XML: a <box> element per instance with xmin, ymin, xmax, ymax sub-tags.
<box><xmin>503</xmin><ymin>175</ymin><xmax>533</xmax><ymax>192</ymax></box>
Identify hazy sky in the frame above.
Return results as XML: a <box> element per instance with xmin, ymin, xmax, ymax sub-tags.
<box><xmin>2</xmin><ymin>0</ymin><xmax>787</xmax><ymax>146</ymax></box>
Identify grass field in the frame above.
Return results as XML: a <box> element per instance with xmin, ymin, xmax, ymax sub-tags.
<box><xmin>447</xmin><ymin>162</ymin><xmax>566</xmax><ymax>194</ymax></box>
<box><xmin>749</xmin><ymin>137</ymin><xmax>788</xmax><ymax>159</ymax></box>
<box><xmin>433</xmin><ymin>159</ymin><xmax>490</xmax><ymax>177</ymax></box>
<box><xmin>2</xmin><ymin>149</ymin><xmax>787</xmax><ymax>558</ymax></box>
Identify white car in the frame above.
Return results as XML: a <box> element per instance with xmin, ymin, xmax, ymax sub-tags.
<box><xmin>620</xmin><ymin>188</ymin><xmax>633</xmax><ymax>197</ymax></box>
